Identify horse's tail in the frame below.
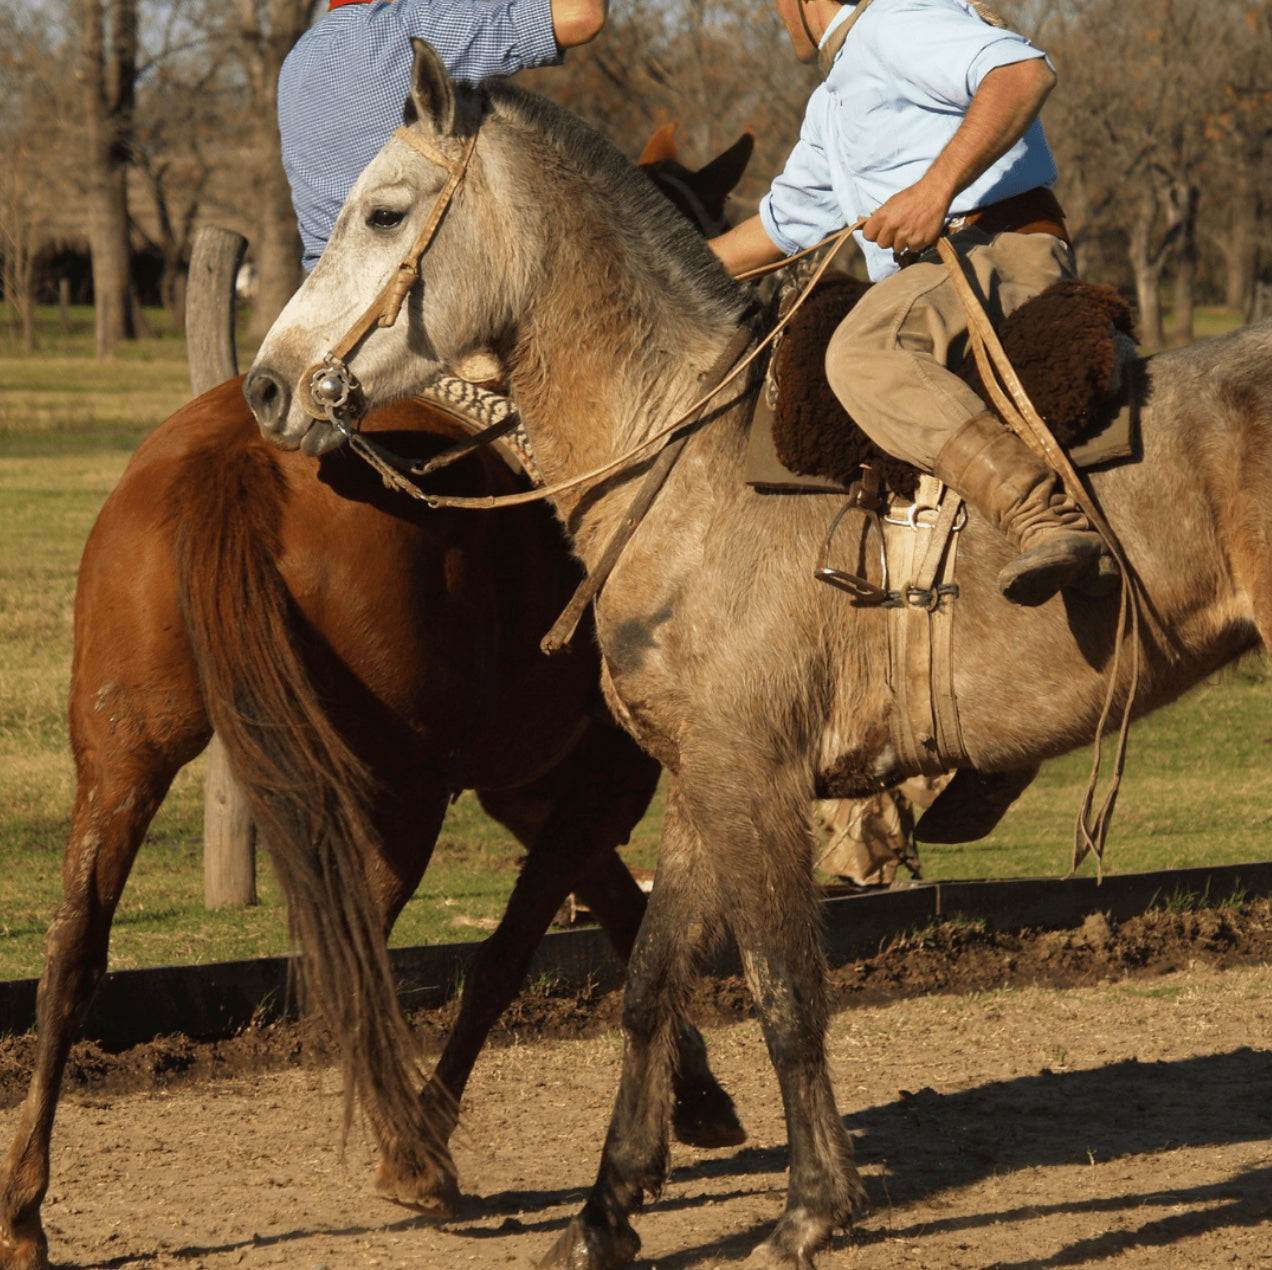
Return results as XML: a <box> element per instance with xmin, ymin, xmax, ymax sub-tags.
<box><xmin>168</xmin><ymin>437</ymin><xmax>448</xmax><ymax>1173</ymax></box>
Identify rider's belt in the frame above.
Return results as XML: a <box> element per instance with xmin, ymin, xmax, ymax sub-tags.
<box><xmin>947</xmin><ymin>185</ymin><xmax>1071</xmax><ymax>246</ymax></box>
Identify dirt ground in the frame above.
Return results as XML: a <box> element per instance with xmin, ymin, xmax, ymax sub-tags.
<box><xmin>2</xmin><ymin>901</ymin><xmax>1270</xmax><ymax>1269</ymax></box>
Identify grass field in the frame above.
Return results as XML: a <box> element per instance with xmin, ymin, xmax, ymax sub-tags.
<box><xmin>1</xmin><ymin>302</ymin><xmax>1269</xmax><ymax>982</ymax></box>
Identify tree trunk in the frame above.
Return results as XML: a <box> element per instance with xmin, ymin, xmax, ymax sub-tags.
<box><xmin>1128</xmin><ymin>212</ymin><xmax>1166</xmax><ymax>350</ymax></box>
<box><xmin>250</xmin><ymin>165</ymin><xmax>303</xmax><ymax>338</ymax></box>
<box><xmin>240</xmin><ymin>0</ymin><xmax>309</xmax><ymax>339</ymax></box>
<box><xmin>1170</xmin><ymin>185</ymin><xmax>1198</xmax><ymax>347</ymax></box>
<box><xmin>1</xmin><ymin>258</ymin><xmax>13</xmax><ymax>346</ymax></box>
<box><xmin>82</xmin><ymin>0</ymin><xmax>139</xmax><ymax>356</ymax></box>
<box><xmin>18</xmin><ymin>246</ymin><xmax>35</xmax><ymax>351</ymax></box>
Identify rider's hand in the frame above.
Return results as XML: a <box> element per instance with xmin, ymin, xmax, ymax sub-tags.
<box><xmin>861</xmin><ymin>175</ymin><xmax>953</xmax><ymax>260</ymax></box>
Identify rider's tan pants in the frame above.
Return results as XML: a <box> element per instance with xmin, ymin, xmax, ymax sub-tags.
<box><xmin>824</xmin><ymin>230</ymin><xmax>1076</xmax><ymax>472</ymax></box>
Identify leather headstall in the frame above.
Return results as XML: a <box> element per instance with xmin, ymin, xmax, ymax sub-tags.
<box><xmin>297</xmin><ymin>125</ymin><xmax>481</xmax><ymax>434</ymax></box>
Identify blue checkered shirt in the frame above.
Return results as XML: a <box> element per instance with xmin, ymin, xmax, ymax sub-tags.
<box><xmin>280</xmin><ymin>0</ymin><xmax>562</xmax><ymax>270</ymax></box>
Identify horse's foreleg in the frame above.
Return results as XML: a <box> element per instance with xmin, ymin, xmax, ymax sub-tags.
<box><xmin>574</xmin><ymin>853</ymin><xmax>745</xmax><ymax>1149</ymax></box>
<box><xmin>431</xmin><ymin>722</ymin><xmax>737</xmax><ymax>1146</ymax></box>
<box><xmin>724</xmin><ymin>795</ymin><xmax>864</xmax><ymax>1266</ymax></box>
<box><xmin>512</xmin><ymin>724</ymin><xmax>740</xmax><ymax>1146</ymax></box>
<box><xmin>539</xmin><ymin>780</ymin><xmax>718</xmax><ymax>1270</ymax></box>
<box><xmin>1</xmin><ymin>759</ymin><xmax>178</xmax><ymax>1270</ymax></box>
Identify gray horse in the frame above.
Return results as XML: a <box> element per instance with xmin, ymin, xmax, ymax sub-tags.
<box><xmin>244</xmin><ymin>39</ymin><xmax>1272</xmax><ymax>1269</ymax></box>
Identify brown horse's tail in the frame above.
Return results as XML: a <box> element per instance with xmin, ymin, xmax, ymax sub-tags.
<box><xmin>168</xmin><ymin>437</ymin><xmax>449</xmax><ymax>1176</ymax></box>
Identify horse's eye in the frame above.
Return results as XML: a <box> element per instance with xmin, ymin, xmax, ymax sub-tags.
<box><xmin>369</xmin><ymin>208</ymin><xmax>406</xmax><ymax>230</ymax></box>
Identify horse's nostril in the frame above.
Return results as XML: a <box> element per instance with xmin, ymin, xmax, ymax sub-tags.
<box><xmin>243</xmin><ymin>368</ymin><xmax>289</xmax><ymax>429</ymax></box>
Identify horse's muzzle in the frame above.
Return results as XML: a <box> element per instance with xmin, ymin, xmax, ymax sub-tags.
<box><xmin>243</xmin><ymin>366</ymin><xmax>293</xmax><ymax>440</ymax></box>
<box><xmin>243</xmin><ymin>367</ymin><xmax>348</xmax><ymax>455</ymax></box>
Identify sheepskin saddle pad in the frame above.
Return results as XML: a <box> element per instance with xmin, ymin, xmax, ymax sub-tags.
<box><xmin>747</xmin><ymin>275</ymin><xmax>1139</xmax><ymax>498</ymax></box>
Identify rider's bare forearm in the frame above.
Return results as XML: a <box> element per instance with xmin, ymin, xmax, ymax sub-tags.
<box><xmin>864</xmin><ymin>57</ymin><xmax>1056</xmax><ymax>253</ymax></box>
<box><xmin>927</xmin><ymin>57</ymin><xmax>1055</xmax><ymax>208</ymax></box>
<box><xmin>709</xmin><ymin>214</ymin><xmax>785</xmax><ymax>278</ymax></box>
<box><xmin>551</xmin><ymin>0</ymin><xmax>607</xmax><ymax>47</ymax></box>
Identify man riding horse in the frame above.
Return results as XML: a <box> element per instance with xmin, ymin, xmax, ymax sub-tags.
<box><xmin>711</xmin><ymin>0</ymin><xmax>1119</xmax><ymax>608</ymax></box>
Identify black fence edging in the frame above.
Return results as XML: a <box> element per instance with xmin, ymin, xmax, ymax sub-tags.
<box><xmin>1</xmin><ymin>861</ymin><xmax>1268</xmax><ymax>1051</ymax></box>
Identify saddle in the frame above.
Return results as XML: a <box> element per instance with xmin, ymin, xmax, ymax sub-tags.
<box><xmin>746</xmin><ymin>274</ymin><xmax>1141</xmax><ymax>495</ymax></box>
<box><xmin>751</xmin><ymin>274</ymin><xmax>1141</xmax><ymax>844</ymax></box>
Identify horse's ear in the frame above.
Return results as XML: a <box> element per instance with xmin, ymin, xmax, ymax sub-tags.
<box><xmin>693</xmin><ymin>129</ymin><xmax>755</xmax><ymax>203</ymax></box>
<box><xmin>405</xmin><ymin>37</ymin><xmax>456</xmax><ymax>136</ymax></box>
<box><xmin>637</xmin><ymin>122</ymin><xmax>678</xmax><ymax>166</ymax></box>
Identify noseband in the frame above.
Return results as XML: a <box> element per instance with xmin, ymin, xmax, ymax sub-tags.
<box><xmin>297</xmin><ymin>125</ymin><xmax>480</xmax><ymax>432</ymax></box>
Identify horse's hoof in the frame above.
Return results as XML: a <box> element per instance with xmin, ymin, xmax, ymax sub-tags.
<box><xmin>536</xmin><ymin>1214</ymin><xmax>639</xmax><ymax>1269</ymax></box>
<box><xmin>0</xmin><ymin>1222</ymin><xmax>49</xmax><ymax>1270</ymax></box>
<box><xmin>373</xmin><ymin>1160</ymin><xmax>460</xmax><ymax>1219</ymax></box>
<box><xmin>742</xmin><ymin>1242</ymin><xmax>815</xmax><ymax>1269</ymax></box>
<box><xmin>672</xmin><ymin>1083</ymin><xmax>747</xmax><ymax>1149</ymax></box>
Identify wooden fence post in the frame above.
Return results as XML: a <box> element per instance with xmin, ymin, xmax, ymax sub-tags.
<box><xmin>186</xmin><ymin>225</ymin><xmax>259</xmax><ymax>909</ymax></box>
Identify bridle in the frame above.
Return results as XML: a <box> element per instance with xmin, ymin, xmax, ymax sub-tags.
<box><xmin>291</xmin><ymin>108</ymin><xmax>868</xmax><ymax>513</ymax></box>
<box><xmin>296</xmin><ymin>125</ymin><xmax>480</xmax><ymax>434</ymax></box>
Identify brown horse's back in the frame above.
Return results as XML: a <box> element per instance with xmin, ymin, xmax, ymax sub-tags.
<box><xmin>79</xmin><ymin>378</ymin><xmax>599</xmax><ymax>795</ymax></box>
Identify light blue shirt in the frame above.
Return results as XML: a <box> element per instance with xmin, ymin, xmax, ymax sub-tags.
<box><xmin>760</xmin><ymin>0</ymin><xmax>1058</xmax><ymax>281</ymax></box>
<box><xmin>280</xmin><ymin>0</ymin><xmax>562</xmax><ymax>270</ymax></box>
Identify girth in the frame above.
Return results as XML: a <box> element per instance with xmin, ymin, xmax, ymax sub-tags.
<box><xmin>819</xmin><ymin>471</ymin><xmax>969</xmax><ymax>774</ymax></box>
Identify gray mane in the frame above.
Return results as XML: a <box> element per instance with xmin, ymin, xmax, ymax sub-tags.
<box><xmin>481</xmin><ymin>79</ymin><xmax>753</xmax><ymax>330</ymax></box>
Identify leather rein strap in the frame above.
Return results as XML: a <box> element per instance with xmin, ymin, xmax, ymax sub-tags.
<box><xmin>936</xmin><ymin>235</ymin><xmax>1143</xmax><ymax>874</ymax></box>
<box><xmin>540</xmin><ymin>321</ymin><xmax>757</xmax><ymax>654</ymax></box>
<box><xmin>348</xmin><ymin>218</ymin><xmax>867</xmax><ymax>515</ymax></box>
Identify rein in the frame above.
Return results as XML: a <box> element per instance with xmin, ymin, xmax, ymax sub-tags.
<box><xmin>347</xmin><ymin>219</ymin><xmax>868</xmax><ymax>513</ymax></box>
<box><xmin>935</xmin><ymin>236</ymin><xmax>1144</xmax><ymax>874</ymax></box>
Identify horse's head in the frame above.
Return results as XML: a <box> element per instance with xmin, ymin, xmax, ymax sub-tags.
<box><xmin>245</xmin><ymin>40</ymin><xmax>754</xmax><ymax>457</ymax></box>
<box><xmin>246</xmin><ymin>40</ymin><xmax>509</xmax><ymax>455</ymax></box>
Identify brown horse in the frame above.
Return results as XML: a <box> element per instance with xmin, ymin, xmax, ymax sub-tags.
<box><xmin>243</xmin><ymin>45</ymin><xmax>1272</xmax><ymax>1267</ymax></box>
<box><xmin>0</xmin><ymin>130</ymin><xmax>755</xmax><ymax>1270</ymax></box>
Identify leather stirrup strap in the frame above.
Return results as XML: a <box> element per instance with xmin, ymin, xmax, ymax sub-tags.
<box><xmin>886</xmin><ymin>479</ymin><xmax>967</xmax><ymax>774</ymax></box>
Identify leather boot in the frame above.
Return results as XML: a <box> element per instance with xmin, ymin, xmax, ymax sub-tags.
<box><xmin>934</xmin><ymin>411</ymin><xmax>1116</xmax><ymax>607</ymax></box>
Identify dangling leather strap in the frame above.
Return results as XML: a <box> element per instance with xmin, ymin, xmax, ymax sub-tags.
<box><xmin>817</xmin><ymin>0</ymin><xmax>878</xmax><ymax>77</ymax></box>
<box><xmin>540</xmin><ymin>323</ymin><xmax>758</xmax><ymax>654</ymax></box>
<box><xmin>937</xmin><ymin>235</ymin><xmax>1143</xmax><ymax>875</ymax></box>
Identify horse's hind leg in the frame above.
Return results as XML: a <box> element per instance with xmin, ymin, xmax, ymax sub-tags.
<box><xmin>350</xmin><ymin>770</ymin><xmax>460</xmax><ymax>1215</ymax></box>
<box><xmin>1</xmin><ymin>705</ymin><xmax>203</xmax><ymax>1270</ymax></box>
<box><xmin>424</xmin><ymin>724</ymin><xmax>741</xmax><ymax>1157</ymax></box>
